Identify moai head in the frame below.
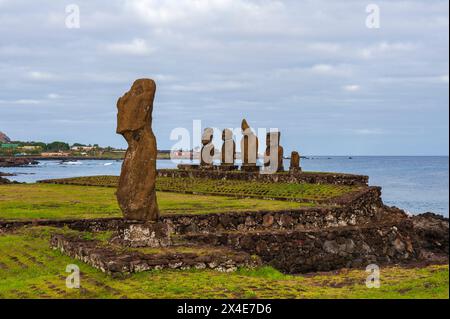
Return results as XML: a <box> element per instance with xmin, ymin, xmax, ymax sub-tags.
<box><xmin>266</xmin><ymin>131</ymin><xmax>280</xmax><ymax>147</ymax></box>
<box><xmin>116</xmin><ymin>79</ymin><xmax>156</xmax><ymax>138</ymax></box>
<box><xmin>222</xmin><ymin>128</ymin><xmax>233</xmax><ymax>141</ymax></box>
<box><xmin>202</xmin><ymin>127</ymin><xmax>214</xmax><ymax>146</ymax></box>
<box><xmin>241</xmin><ymin>119</ymin><xmax>250</xmax><ymax>132</ymax></box>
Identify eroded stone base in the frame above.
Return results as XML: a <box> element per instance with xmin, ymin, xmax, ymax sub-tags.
<box><xmin>50</xmin><ymin>234</ymin><xmax>261</xmax><ymax>275</ymax></box>
<box><xmin>112</xmin><ymin>222</ymin><xmax>171</xmax><ymax>248</ymax></box>
<box><xmin>240</xmin><ymin>164</ymin><xmax>260</xmax><ymax>172</ymax></box>
<box><xmin>185</xmin><ymin>221</ymin><xmax>421</xmax><ymax>273</ymax></box>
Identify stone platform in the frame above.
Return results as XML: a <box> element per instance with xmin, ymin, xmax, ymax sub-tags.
<box><xmin>3</xmin><ymin>183</ymin><xmax>446</xmax><ymax>276</ymax></box>
<box><xmin>161</xmin><ymin>168</ymin><xmax>368</xmax><ymax>186</ymax></box>
<box><xmin>51</xmin><ymin>234</ymin><xmax>260</xmax><ymax>276</ymax></box>
<box><xmin>45</xmin><ymin>208</ymin><xmax>448</xmax><ymax>276</ymax></box>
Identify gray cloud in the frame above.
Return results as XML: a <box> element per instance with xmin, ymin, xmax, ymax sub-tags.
<box><xmin>0</xmin><ymin>0</ymin><xmax>448</xmax><ymax>155</ymax></box>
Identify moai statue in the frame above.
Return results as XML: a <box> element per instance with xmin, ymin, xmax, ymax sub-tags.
<box><xmin>264</xmin><ymin>131</ymin><xmax>284</xmax><ymax>173</ymax></box>
<box><xmin>240</xmin><ymin>119</ymin><xmax>259</xmax><ymax>172</ymax></box>
<box><xmin>200</xmin><ymin>127</ymin><xmax>214</xmax><ymax>168</ymax></box>
<box><xmin>116</xmin><ymin>79</ymin><xmax>159</xmax><ymax>221</ymax></box>
<box><xmin>289</xmin><ymin>151</ymin><xmax>301</xmax><ymax>173</ymax></box>
<box><xmin>220</xmin><ymin>128</ymin><xmax>237</xmax><ymax>170</ymax></box>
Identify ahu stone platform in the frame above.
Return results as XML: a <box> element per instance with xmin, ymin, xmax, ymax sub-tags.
<box><xmin>3</xmin><ymin>184</ymin><xmax>446</xmax><ymax>275</ymax></box>
<box><xmin>167</xmin><ymin>167</ymin><xmax>368</xmax><ymax>186</ymax></box>
<box><xmin>43</xmin><ymin>194</ymin><xmax>449</xmax><ymax>275</ymax></box>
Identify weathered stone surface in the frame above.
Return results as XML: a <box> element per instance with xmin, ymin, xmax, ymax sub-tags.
<box><xmin>116</xmin><ymin>79</ymin><xmax>159</xmax><ymax>221</ymax></box>
<box><xmin>1</xmin><ymin>186</ymin><xmax>388</xmax><ymax>235</ymax></box>
<box><xmin>264</xmin><ymin>132</ymin><xmax>284</xmax><ymax>172</ymax></box>
<box><xmin>112</xmin><ymin>222</ymin><xmax>172</xmax><ymax>248</ymax></box>
<box><xmin>221</xmin><ymin>128</ymin><xmax>235</xmax><ymax>166</ymax></box>
<box><xmin>240</xmin><ymin>119</ymin><xmax>258</xmax><ymax>168</ymax></box>
<box><xmin>159</xmin><ymin>168</ymin><xmax>369</xmax><ymax>186</ymax></box>
<box><xmin>50</xmin><ymin>234</ymin><xmax>260</xmax><ymax>275</ymax></box>
<box><xmin>289</xmin><ymin>151</ymin><xmax>301</xmax><ymax>172</ymax></box>
<box><xmin>185</xmin><ymin>221</ymin><xmax>420</xmax><ymax>273</ymax></box>
<box><xmin>200</xmin><ymin>127</ymin><xmax>214</xmax><ymax>167</ymax></box>
<box><xmin>411</xmin><ymin>212</ymin><xmax>449</xmax><ymax>259</ymax></box>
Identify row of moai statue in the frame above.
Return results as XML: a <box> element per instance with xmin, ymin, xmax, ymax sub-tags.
<box><xmin>200</xmin><ymin>119</ymin><xmax>301</xmax><ymax>173</ymax></box>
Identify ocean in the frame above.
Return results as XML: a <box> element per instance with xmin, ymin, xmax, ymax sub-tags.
<box><xmin>2</xmin><ymin>156</ymin><xmax>448</xmax><ymax>217</ymax></box>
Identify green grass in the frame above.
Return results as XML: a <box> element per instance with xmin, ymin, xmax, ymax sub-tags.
<box><xmin>0</xmin><ymin>227</ymin><xmax>447</xmax><ymax>299</ymax></box>
<box><xmin>0</xmin><ymin>183</ymin><xmax>308</xmax><ymax>220</ymax></box>
<box><xmin>39</xmin><ymin>175</ymin><xmax>360</xmax><ymax>202</ymax></box>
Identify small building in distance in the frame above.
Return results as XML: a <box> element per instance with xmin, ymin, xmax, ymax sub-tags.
<box><xmin>20</xmin><ymin>145</ymin><xmax>42</xmax><ymax>151</ymax></box>
<box><xmin>41</xmin><ymin>151</ymin><xmax>70</xmax><ymax>157</ymax></box>
<box><xmin>71</xmin><ymin>145</ymin><xmax>95</xmax><ymax>151</ymax></box>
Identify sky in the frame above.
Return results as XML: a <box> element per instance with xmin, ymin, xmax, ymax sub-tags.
<box><xmin>0</xmin><ymin>0</ymin><xmax>448</xmax><ymax>155</ymax></box>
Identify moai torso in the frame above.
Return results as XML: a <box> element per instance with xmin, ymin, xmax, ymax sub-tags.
<box><xmin>264</xmin><ymin>131</ymin><xmax>284</xmax><ymax>172</ymax></box>
<box><xmin>221</xmin><ymin>128</ymin><xmax>235</xmax><ymax>165</ymax></box>
<box><xmin>116</xmin><ymin>79</ymin><xmax>159</xmax><ymax>221</ymax></box>
<box><xmin>240</xmin><ymin>119</ymin><xmax>258</xmax><ymax>166</ymax></box>
<box><xmin>289</xmin><ymin>151</ymin><xmax>301</xmax><ymax>172</ymax></box>
<box><xmin>201</xmin><ymin>127</ymin><xmax>214</xmax><ymax>166</ymax></box>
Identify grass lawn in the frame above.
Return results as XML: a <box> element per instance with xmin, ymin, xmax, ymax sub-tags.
<box><xmin>39</xmin><ymin>175</ymin><xmax>361</xmax><ymax>202</ymax></box>
<box><xmin>0</xmin><ymin>183</ymin><xmax>308</xmax><ymax>220</ymax></box>
<box><xmin>0</xmin><ymin>227</ymin><xmax>447</xmax><ymax>299</ymax></box>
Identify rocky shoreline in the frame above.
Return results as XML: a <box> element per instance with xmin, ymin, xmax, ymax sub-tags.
<box><xmin>0</xmin><ymin>157</ymin><xmax>38</xmax><ymax>168</ymax></box>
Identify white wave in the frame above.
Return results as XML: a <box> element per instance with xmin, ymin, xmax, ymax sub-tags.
<box><xmin>64</xmin><ymin>161</ymin><xmax>82</xmax><ymax>165</ymax></box>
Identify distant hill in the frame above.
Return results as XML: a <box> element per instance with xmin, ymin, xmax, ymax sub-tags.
<box><xmin>0</xmin><ymin>131</ymin><xmax>11</xmax><ymax>143</ymax></box>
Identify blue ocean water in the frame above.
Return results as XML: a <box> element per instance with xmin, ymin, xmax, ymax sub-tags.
<box><xmin>2</xmin><ymin>156</ymin><xmax>448</xmax><ymax>217</ymax></box>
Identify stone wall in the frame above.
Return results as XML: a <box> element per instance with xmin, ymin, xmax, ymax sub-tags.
<box><xmin>0</xmin><ymin>187</ymin><xmax>403</xmax><ymax>236</ymax></box>
<box><xmin>184</xmin><ymin>221</ymin><xmax>419</xmax><ymax>273</ymax></box>
<box><xmin>50</xmin><ymin>234</ymin><xmax>260</xmax><ymax>275</ymax></box>
<box><xmin>0</xmin><ymin>187</ymin><xmax>396</xmax><ymax>235</ymax></box>
<box><xmin>158</xmin><ymin>168</ymin><xmax>369</xmax><ymax>186</ymax></box>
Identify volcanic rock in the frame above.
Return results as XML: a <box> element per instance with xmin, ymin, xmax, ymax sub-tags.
<box><xmin>116</xmin><ymin>79</ymin><xmax>159</xmax><ymax>221</ymax></box>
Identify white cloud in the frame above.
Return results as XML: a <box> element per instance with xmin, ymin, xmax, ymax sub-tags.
<box><xmin>311</xmin><ymin>64</ymin><xmax>334</xmax><ymax>73</ymax></box>
<box><xmin>307</xmin><ymin>42</ymin><xmax>341</xmax><ymax>54</ymax></box>
<box><xmin>359</xmin><ymin>42</ymin><xmax>416</xmax><ymax>59</ymax></box>
<box><xmin>169</xmin><ymin>80</ymin><xmax>247</xmax><ymax>92</ymax></box>
<box><xmin>343</xmin><ymin>84</ymin><xmax>360</xmax><ymax>92</ymax></box>
<box><xmin>0</xmin><ymin>99</ymin><xmax>41</xmax><ymax>105</ymax></box>
<box><xmin>310</xmin><ymin>64</ymin><xmax>352</xmax><ymax>76</ymax></box>
<box><xmin>104</xmin><ymin>38</ymin><xmax>154</xmax><ymax>55</ymax></box>
<box><xmin>124</xmin><ymin>0</ymin><xmax>286</xmax><ymax>33</ymax></box>
<box><xmin>353</xmin><ymin>129</ymin><xmax>385</xmax><ymax>135</ymax></box>
<box><xmin>47</xmin><ymin>93</ymin><xmax>60</xmax><ymax>99</ymax></box>
<box><xmin>26</xmin><ymin>71</ymin><xmax>55</xmax><ymax>80</ymax></box>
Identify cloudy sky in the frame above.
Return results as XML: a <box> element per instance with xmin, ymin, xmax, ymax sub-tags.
<box><xmin>0</xmin><ymin>0</ymin><xmax>448</xmax><ymax>155</ymax></box>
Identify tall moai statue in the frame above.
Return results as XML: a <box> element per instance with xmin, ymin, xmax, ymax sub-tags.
<box><xmin>240</xmin><ymin>119</ymin><xmax>259</xmax><ymax>172</ymax></box>
<box><xmin>220</xmin><ymin>128</ymin><xmax>237</xmax><ymax>170</ymax></box>
<box><xmin>116</xmin><ymin>79</ymin><xmax>159</xmax><ymax>221</ymax></box>
<box><xmin>200</xmin><ymin>127</ymin><xmax>214</xmax><ymax>167</ymax></box>
<box><xmin>264</xmin><ymin>131</ymin><xmax>284</xmax><ymax>173</ymax></box>
<box><xmin>289</xmin><ymin>151</ymin><xmax>301</xmax><ymax>173</ymax></box>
